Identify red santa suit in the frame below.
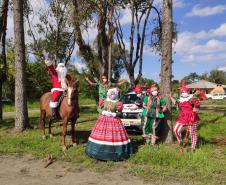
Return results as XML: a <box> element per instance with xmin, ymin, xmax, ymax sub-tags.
<box><xmin>174</xmin><ymin>81</ymin><xmax>200</xmax><ymax>150</ymax></box>
<box><xmin>45</xmin><ymin>60</ymin><xmax>72</xmax><ymax>108</ymax></box>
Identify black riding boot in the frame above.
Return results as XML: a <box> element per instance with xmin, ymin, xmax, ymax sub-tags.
<box><xmin>51</xmin><ymin>107</ymin><xmax>58</xmax><ymax>120</ymax></box>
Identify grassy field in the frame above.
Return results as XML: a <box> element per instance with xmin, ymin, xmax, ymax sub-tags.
<box><xmin>1</xmin><ymin>103</ymin><xmax>226</xmax><ymax>184</ymax></box>
<box><xmin>2</xmin><ymin>98</ymin><xmax>96</xmax><ymax>112</ymax></box>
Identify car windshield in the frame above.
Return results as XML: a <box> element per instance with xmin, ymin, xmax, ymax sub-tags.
<box><xmin>120</xmin><ymin>94</ymin><xmax>138</xmax><ymax>104</ymax></box>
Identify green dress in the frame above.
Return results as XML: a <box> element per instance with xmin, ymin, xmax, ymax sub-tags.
<box><xmin>95</xmin><ymin>81</ymin><xmax>115</xmax><ymax>100</ymax></box>
<box><xmin>143</xmin><ymin>96</ymin><xmax>166</xmax><ymax>136</ymax></box>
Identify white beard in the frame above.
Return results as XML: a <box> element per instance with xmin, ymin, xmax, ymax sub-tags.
<box><xmin>56</xmin><ymin>66</ymin><xmax>67</xmax><ymax>89</ymax></box>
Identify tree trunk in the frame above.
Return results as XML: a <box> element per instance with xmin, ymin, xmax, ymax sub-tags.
<box><xmin>160</xmin><ymin>0</ymin><xmax>173</xmax><ymax>143</ymax></box>
<box><xmin>0</xmin><ymin>0</ymin><xmax>9</xmax><ymax>121</ymax></box>
<box><xmin>13</xmin><ymin>0</ymin><xmax>29</xmax><ymax>131</ymax></box>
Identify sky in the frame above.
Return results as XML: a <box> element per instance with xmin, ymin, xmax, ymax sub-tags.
<box><xmin>6</xmin><ymin>0</ymin><xmax>226</xmax><ymax>82</ymax></box>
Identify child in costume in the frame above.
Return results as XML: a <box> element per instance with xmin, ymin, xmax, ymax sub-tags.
<box><xmin>142</xmin><ymin>84</ymin><xmax>167</xmax><ymax>145</ymax></box>
<box><xmin>85</xmin><ymin>87</ymin><xmax>132</xmax><ymax>161</ymax></box>
<box><xmin>169</xmin><ymin>80</ymin><xmax>202</xmax><ymax>151</ymax></box>
<box><xmin>85</xmin><ymin>75</ymin><xmax>126</xmax><ymax>102</ymax></box>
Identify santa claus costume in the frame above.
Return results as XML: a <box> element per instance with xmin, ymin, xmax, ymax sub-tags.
<box><xmin>170</xmin><ymin>81</ymin><xmax>201</xmax><ymax>151</ymax></box>
<box><xmin>45</xmin><ymin>60</ymin><xmax>72</xmax><ymax>119</ymax></box>
<box><xmin>85</xmin><ymin>87</ymin><xmax>132</xmax><ymax>161</ymax></box>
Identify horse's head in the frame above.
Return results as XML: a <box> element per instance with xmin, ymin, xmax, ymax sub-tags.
<box><xmin>66</xmin><ymin>79</ymin><xmax>79</xmax><ymax>106</ymax></box>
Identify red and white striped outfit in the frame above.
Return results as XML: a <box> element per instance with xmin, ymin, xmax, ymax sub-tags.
<box><xmin>174</xmin><ymin>96</ymin><xmax>200</xmax><ymax>150</ymax></box>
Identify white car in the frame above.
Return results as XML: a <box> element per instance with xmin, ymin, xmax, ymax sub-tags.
<box><xmin>120</xmin><ymin>92</ymin><xmax>144</xmax><ymax>132</ymax></box>
<box><xmin>207</xmin><ymin>93</ymin><xmax>226</xmax><ymax>100</ymax></box>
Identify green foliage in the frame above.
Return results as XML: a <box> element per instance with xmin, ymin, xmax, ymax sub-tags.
<box><xmin>183</xmin><ymin>72</ymin><xmax>200</xmax><ymax>84</ymax></box>
<box><xmin>183</xmin><ymin>70</ymin><xmax>226</xmax><ymax>85</ymax></box>
<box><xmin>137</xmin><ymin>77</ymin><xmax>155</xmax><ymax>87</ymax></box>
<box><xmin>26</xmin><ymin>62</ymin><xmax>51</xmax><ymax>99</ymax></box>
<box><xmin>209</xmin><ymin>69</ymin><xmax>226</xmax><ymax>84</ymax></box>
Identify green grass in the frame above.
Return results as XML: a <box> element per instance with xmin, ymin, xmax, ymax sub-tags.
<box><xmin>202</xmin><ymin>99</ymin><xmax>226</xmax><ymax>106</ymax></box>
<box><xmin>3</xmin><ymin>97</ymin><xmax>96</xmax><ymax>112</ymax></box>
<box><xmin>1</xmin><ymin>109</ymin><xmax>226</xmax><ymax>185</ymax></box>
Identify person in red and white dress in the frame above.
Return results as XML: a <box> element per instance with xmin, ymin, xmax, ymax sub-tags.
<box><xmin>45</xmin><ymin>60</ymin><xmax>72</xmax><ymax>119</ymax></box>
<box><xmin>85</xmin><ymin>87</ymin><xmax>132</xmax><ymax>161</ymax></box>
<box><xmin>169</xmin><ymin>80</ymin><xmax>201</xmax><ymax>151</ymax></box>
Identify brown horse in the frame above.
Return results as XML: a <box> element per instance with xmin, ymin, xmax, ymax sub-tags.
<box><xmin>39</xmin><ymin>79</ymin><xmax>79</xmax><ymax>150</ymax></box>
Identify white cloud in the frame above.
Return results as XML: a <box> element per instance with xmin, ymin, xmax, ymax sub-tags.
<box><xmin>74</xmin><ymin>61</ymin><xmax>87</xmax><ymax>72</ymax></box>
<box><xmin>190</xmin><ymin>40</ymin><xmax>226</xmax><ymax>54</ymax></box>
<box><xmin>218</xmin><ymin>63</ymin><xmax>226</xmax><ymax>71</ymax></box>
<box><xmin>82</xmin><ymin>24</ymin><xmax>98</xmax><ymax>44</ymax></box>
<box><xmin>186</xmin><ymin>4</ymin><xmax>226</xmax><ymax>17</ymax></box>
<box><xmin>175</xmin><ymin>23</ymin><xmax>226</xmax><ymax>65</ymax></box>
<box><xmin>211</xmin><ymin>23</ymin><xmax>226</xmax><ymax>37</ymax></box>
<box><xmin>175</xmin><ymin>23</ymin><xmax>226</xmax><ymax>54</ymax></box>
<box><xmin>119</xmin><ymin>8</ymin><xmax>132</xmax><ymax>25</ymax></box>
<box><xmin>181</xmin><ymin>53</ymin><xmax>226</xmax><ymax>64</ymax></box>
<box><xmin>174</xmin><ymin>0</ymin><xmax>185</xmax><ymax>8</ymax></box>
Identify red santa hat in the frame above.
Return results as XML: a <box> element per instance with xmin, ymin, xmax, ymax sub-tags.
<box><xmin>134</xmin><ymin>84</ymin><xmax>142</xmax><ymax>94</ymax></box>
<box><xmin>57</xmin><ymin>63</ymin><xmax>65</xmax><ymax>68</ymax></box>
<box><xmin>149</xmin><ymin>84</ymin><xmax>158</xmax><ymax>92</ymax></box>
<box><xmin>179</xmin><ymin>80</ymin><xmax>190</xmax><ymax>94</ymax></box>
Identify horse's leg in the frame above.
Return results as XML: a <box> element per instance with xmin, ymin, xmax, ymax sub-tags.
<box><xmin>39</xmin><ymin>110</ymin><xmax>47</xmax><ymax>139</ymax></box>
<box><xmin>61</xmin><ymin>118</ymin><xmax>68</xmax><ymax>151</ymax></box>
<box><xmin>71</xmin><ymin>117</ymin><xmax>77</xmax><ymax>147</ymax></box>
<box><xmin>48</xmin><ymin>119</ymin><xmax>53</xmax><ymax>138</ymax></box>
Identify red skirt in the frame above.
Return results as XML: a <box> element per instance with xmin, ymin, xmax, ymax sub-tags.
<box><xmin>86</xmin><ymin>115</ymin><xmax>132</xmax><ymax>161</ymax></box>
<box><xmin>89</xmin><ymin>115</ymin><xmax>130</xmax><ymax>143</ymax></box>
<box><xmin>177</xmin><ymin>111</ymin><xmax>200</xmax><ymax>126</ymax></box>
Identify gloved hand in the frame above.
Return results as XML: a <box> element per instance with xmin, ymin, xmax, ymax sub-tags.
<box><xmin>102</xmin><ymin>110</ymin><xmax>108</xmax><ymax>116</ymax></box>
<box><xmin>111</xmin><ymin>112</ymin><xmax>116</xmax><ymax>117</ymax></box>
<box><xmin>45</xmin><ymin>59</ymin><xmax>52</xmax><ymax>66</ymax></box>
<box><xmin>105</xmin><ymin>111</ymin><xmax>112</xmax><ymax>117</ymax></box>
<box><xmin>107</xmin><ymin>112</ymin><xmax>116</xmax><ymax>117</ymax></box>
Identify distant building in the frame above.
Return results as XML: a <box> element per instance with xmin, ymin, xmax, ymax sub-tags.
<box><xmin>186</xmin><ymin>80</ymin><xmax>226</xmax><ymax>94</ymax></box>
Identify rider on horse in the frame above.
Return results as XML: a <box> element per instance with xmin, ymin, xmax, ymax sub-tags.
<box><xmin>45</xmin><ymin>60</ymin><xmax>72</xmax><ymax>120</ymax></box>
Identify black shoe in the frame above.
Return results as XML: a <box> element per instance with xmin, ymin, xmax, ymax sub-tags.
<box><xmin>51</xmin><ymin>108</ymin><xmax>58</xmax><ymax>120</ymax></box>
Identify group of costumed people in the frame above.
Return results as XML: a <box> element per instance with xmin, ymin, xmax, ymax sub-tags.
<box><xmin>133</xmin><ymin>81</ymin><xmax>204</xmax><ymax>151</ymax></box>
<box><xmin>44</xmin><ymin>60</ymin><xmax>205</xmax><ymax>161</ymax></box>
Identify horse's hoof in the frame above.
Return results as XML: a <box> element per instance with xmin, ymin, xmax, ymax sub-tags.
<box><xmin>49</xmin><ymin>134</ymin><xmax>53</xmax><ymax>138</ymax></box>
<box><xmin>42</xmin><ymin>135</ymin><xmax>47</xmax><ymax>140</ymax></box>
<box><xmin>72</xmin><ymin>143</ymin><xmax>77</xmax><ymax>147</ymax></box>
<box><xmin>62</xmin><ymin>145</ymin><xmax>67</xmax><ymax>151</ymax></box>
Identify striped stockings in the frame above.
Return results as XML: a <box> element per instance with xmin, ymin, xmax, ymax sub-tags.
<box><xmin>174</xmin><ymin>122</ymin><xmax>198</xmax><ymax>149</ymax></box>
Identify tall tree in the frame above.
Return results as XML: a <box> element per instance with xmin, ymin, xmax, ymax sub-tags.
<box><xmin>26</xmin><ymin>0</ymin><xmax>76</xmax><ymax>66</ymax></box>
<box><xmin>13</xmin><ymin>0</ymin><xmax>29</xmax><ymax>131</ymax></box>
<box><xmin>115</xmin><ymin>0</ymin><xmax>155</xmax><ymax>87</ymax></box>
<box><xmin>183</xmin><ymin>72</ymin><xmax>200</xmax><ymax>83</ymax></box>
<box><xmin>0</xmin><ymin>0</ymin><xmax>9</xmax><ymax>121</ymax></box>
<box><xmin>72</xmin><ymin>0</ymin><xmax>114</xmax><ymax>79</ymax></box>
<box><xmin>209</xmin><ymin>69</ymin><xmax>226</xmax><ymax>84</ymax></box>
<box><xmin>160</xmin><ymin>0</ymin><xmax>173</xmax><ymax>143</ymax></box>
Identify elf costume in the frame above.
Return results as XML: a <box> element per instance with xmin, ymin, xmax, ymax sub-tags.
<box><xmin>143</xmin><ymin>84</ymin><xmax>167</xmax><ymax>145</ymax></box>
<box><xmin>173</xmin><ymin>81</ymin><xmax>200</xmax><ymax>151</ymax></box>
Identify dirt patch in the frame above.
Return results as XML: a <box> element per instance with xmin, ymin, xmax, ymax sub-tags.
<box><xmin>0</xmin><ymin>155</ymin><xmax>151</xmax><ymax>185</ymax></box>
<box><xmin>210</xmin><ymin>137</ymin><xmax>226</xmax><ymax>145</ymax></box>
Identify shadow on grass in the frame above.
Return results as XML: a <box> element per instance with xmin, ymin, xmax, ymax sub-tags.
<box><xmin>80</xmin><ymin>106</ymin><xmax>97</xmax><ymax>113</ymax></box>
